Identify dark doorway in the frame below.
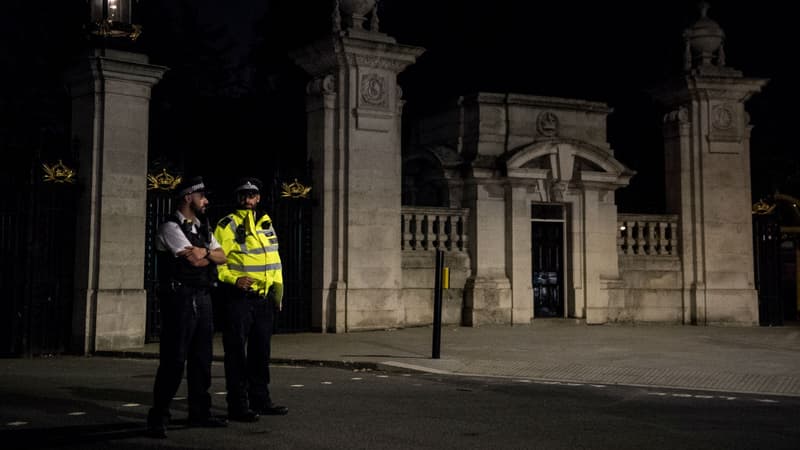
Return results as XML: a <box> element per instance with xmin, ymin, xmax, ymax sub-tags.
<box><xmin>532</xmin><ymin>204</ymin><xmax>565</xmax><ymax>318</ymax></box>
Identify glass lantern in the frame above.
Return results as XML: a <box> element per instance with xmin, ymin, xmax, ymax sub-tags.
<box><xmin>88</xmin><ymin>0</ymin><xmax>141</xmax><ymax>41</ymax></box>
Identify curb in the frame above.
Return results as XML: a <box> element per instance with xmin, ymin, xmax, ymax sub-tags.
<box><xmin>93</xmin><ymin>351</ymin><xmax>385</xmax><ymax>372</ymax></box>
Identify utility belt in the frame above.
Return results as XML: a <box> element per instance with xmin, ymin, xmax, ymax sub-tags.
<box><xmin>162</xmin><ymin>279</ymin><xmax>215</xmax><ymax>294</ymax></box>
<box><xmin>243</xmin><ymin>290</ymin><xmax>268</xmax><ymax>300</ymax></box>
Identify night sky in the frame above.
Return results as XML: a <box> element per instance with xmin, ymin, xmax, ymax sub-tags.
<box><xmin>2</xmin><ymin>1</ymin><xmax>795</xmax><ymax>212</ymax></box>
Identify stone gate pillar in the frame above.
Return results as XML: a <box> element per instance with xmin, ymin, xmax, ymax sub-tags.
<box><xmin>67</xmin><ymin>48</ymin><xmax>166</xmax><ymax>352</ymax></box>
<box><xmin>291</xmin><ymin>2</ymin><xmax>424</xmax><ymax>332</ymax></box>
<box><xmin>653</xmin><ymin>5</ymin><xmax>767</xmax><ymax>325</ymax></box>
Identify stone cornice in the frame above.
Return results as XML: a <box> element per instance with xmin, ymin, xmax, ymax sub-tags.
<box><xmin>289</xmin><ymin>36</ymin><xmax>342</xmax><ymax>78</ymax></box>
<box><xmin>461</xmin><ymin>92</ymin><xmax>612</xmax><ymax>115</ymax></box>
<box><xmin>345</xmin><ymin>53</ymin><xmax>417</xmax><ymax>72</ymax></box>
<box><xmin>65</xmin><ymin>48</ymin><xmax>167</xmax><ymax>98</ymax></box>
<box><xmin>291</xmin><ymin>34</ymin><xmax>425</xmax><ymax>77</ymax></box>
<box><xmin>651</xmin><ymin>75</ymin><xmax>769</xmax><ymax>106</ymax></box>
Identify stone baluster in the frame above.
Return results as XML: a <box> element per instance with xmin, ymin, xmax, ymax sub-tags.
<box><xmin>430</xmin><ymin>214</ymin><xmax>439</xmax><ymax>249</ymax></box>
<box><xmin>437</xmin><ymin>215</ymin><xmax>447</xmax><ymax>250</ymax></box>
<box><xmin>646</xmin><ymin>221</ymin><xmax>657</xmax><ymax>255</ymax></box>
<box><xmin>668</xmin><ymin>221</ymin><xmax>678</xmax><ymax>256</ymax></box>
<box><xmin>458</xmin><ymin>214</ymin><xmax>467</xmax><ymax>251</ymax></box>
<box><xmin>447</xmin><ymin>214</ymin><xmax>455</xmax><ymax>250</ymax></box>
<box><xmin>412</xmin><ymin>214</ymin><xmax>420</xmax><ymax>250</ymax></box>
<box><xmin>636</xmin><ymin>221</ymin><xmax>647</xmax><ymax>255</ymax></box>
<box><xmin>421</xmin><ymin>214</ymin><xmax>430</xmax><ymax>250</ymax></box>
<box><xmin>402</xmin><ymin>213</ymin><xmax>412</xmax><ymax>250</ymax></box>
<box><xmin>624</xmin><ymin>221</ymin><xmax>634</xmax><ymax>255</ymax></box>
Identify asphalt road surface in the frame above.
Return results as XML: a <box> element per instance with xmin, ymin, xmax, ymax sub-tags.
<box><xmin>1</xmin><ymin>357</ymin><xmax>797</xmax><ymax>449</ymax></box>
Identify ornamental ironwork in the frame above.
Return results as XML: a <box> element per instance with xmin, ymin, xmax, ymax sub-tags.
<box><xmin>147</xmin><ymin>168</ymin><xmax>182</xmax><ymax>191</ymax></box>
<box><xmin>281</xmin><ymin>179</ymin><xmax>312</xmax><ymax>199</ymax></box>
<box><xmin>42</xmin><ymin>160</ymin><xmax>76</xmax><ymax>184</ymax></box>
<box><xmin>752</xmin><ymin>199</ymin><xmax>776</xmax><ymax>215</ymax></box>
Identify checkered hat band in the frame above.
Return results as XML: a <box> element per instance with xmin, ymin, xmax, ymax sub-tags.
<box><xmin>236</xmin><ymin>182</ymin><xmax>259</xmax><ymax>192</ymax></box>
<box><xmin>179</xmin><ymin>183</ymin><xmax>205</xmax><ymax>195</ymax></box>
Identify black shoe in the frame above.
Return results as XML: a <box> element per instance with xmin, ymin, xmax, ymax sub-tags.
<box><xmin>188</xmin><ymin>415</ymin><xmax>228</xmax><ymax>428</ymax></box>
<box><xmin>145</xmin><ymin>421</ymin><xmax>167</xmax><ymax>439</ymax></box>
<box><xmin>253</xmin><ymin>404</ymin><xmax>289</xmax><ymax>416</ymax></box>
<box><xmin>146</xmin><ymin>409</ymin><xmax>168</xmax><ymax>439</ymax></box>
<box><xmin>228</xmin><ymin>409</ymin><xmax>259</xmax><ymax>422</ymax></box>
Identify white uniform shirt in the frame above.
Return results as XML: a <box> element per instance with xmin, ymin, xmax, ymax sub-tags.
<box><xmin>156</xmin><ymin>211</ymin><xmax>221</xmax><ymax>257</ymax></box>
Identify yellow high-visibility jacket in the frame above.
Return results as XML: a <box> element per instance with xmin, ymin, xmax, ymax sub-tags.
<box><xmin>214</xmin><ymin>209</ymin><xmax>283</xmax><ymax>306</ymax></box>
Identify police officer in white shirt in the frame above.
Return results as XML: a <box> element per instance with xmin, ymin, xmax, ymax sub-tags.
<box><xmin>147</xmin><ymin>176</ymin><xmax>227</xmax><ymax>438</ymax></box>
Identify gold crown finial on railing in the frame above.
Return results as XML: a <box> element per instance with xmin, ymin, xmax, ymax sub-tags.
<box><xmin>42</xmin><ymin>160</ymin><xmax>76</xmax><ymax>184</ymax></box>
<box><xmin>147</xmin><ymin>168</ymin><xmax>182</xmax><ymax>191</ymax></box>
<box><xmin>752</xmin><ymin>199</ymin><xmax>776</xmax><ymax>215</ymax></box>
<box><xmin>281</xmin><ymin>179</ymin><xmax>312</xmax><ymax>199</ymax></box>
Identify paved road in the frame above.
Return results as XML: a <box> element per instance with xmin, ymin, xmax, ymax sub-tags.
<box><xmin>2</xmin><ymin>357</ymin><xmax>798</xmax><ymax>449</ymax></box>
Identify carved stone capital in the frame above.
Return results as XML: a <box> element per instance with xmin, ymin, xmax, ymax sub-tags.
<box><xmin>663</xmin><ymin>107</ymin><xmax>689</xmax><ymax>124</ymax></box>
<box><xmin>306</xmin><ymin>74</ymin><xmax>337</xmax><ymax>96</ymax></box>
<box><xmin>395</xmin><ymin>85</ymin><xmax>404</xmax><ymax>113</ymax></box>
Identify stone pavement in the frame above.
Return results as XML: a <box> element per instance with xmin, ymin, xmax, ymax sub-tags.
<box><xmin>105</xmin><ymin>320</ymin><xmax>800</xmax><ymax>397</ymax></box>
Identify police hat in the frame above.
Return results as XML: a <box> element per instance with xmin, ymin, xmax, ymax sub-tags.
<box><xmin>235</xmin><ymin>177</ymin><xmax>262</xmax><ymax>194</ymax></box>
<box><xmin>174</xmin><ymin>176</ymin><xmax>208</xmax><ymax>196</ymax></box>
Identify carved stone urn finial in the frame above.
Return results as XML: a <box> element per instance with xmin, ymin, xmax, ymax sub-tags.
<box><xmin>683</xmin><ymin>1</ymin><xmax>726</xmax><ymax>70</ymax></box>
<box><xmin>339</xmin><ymin>0</ymin><xmax>376</xmax><ymax>30</ymax></box>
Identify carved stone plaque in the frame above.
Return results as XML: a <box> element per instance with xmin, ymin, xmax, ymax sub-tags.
<box><xmin>360</xmin><ymin>73</ymin><xmax>387</xmax><ymax>108</ymax></box>
<box><xmin>708</xmin><ymin>102</ymin><xmax>741</xmax><ymax>148</ymax></box>
<box><xmin>536</xmin><ymin>111</ymin><xmax>559</xmax><ymax>137</ymax></box>
<box><xmin>711</xmin><ymin>104</ymin><xmax>733</xmax><ymax>130</ymax></box>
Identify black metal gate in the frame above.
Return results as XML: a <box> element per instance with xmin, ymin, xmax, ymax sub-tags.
<box><xmin>270</xmin><ymin>187</ymin><xmax>312</xmax><ymax>333</ymax></box>
<box><xmin>753</xmin><ymin>213</ymin><xmax>782</xmax><ymax>326</ymax></box>
<box><xmin>532</xmin><ymin>204</ymin><xmax>565</xmax><ymax>318</ymax></box>
<box><xmin>0</xmin><ymin>159</ymin><xmax>77</xmax><ymax>356</ymax></box>
<box><xmin>144</xmin><ymin>188</ymin><xmax>175</xmax><ymax>342</ymax></box>
<box><xmin>779</xmin><ymin>241</ymin><xmax>798</xmax><ymax>321</ymax></box>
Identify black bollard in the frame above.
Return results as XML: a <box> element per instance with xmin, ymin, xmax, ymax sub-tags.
<box><xmin>432</xmin><ymin>248</ymin><xmax>444</xmax><ymax>359</ymax></box>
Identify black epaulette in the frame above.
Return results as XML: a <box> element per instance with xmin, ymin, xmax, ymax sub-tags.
<box><xmin>218</xmin><ymin>216</ymin><xmax>233</xmax><ymax>228</ymax></box>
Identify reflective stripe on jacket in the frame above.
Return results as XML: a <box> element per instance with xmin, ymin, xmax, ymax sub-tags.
<box><xmin>214</xmin><ymin>209</ymin><xmax>283</xmax><ymax>304</ymax></box>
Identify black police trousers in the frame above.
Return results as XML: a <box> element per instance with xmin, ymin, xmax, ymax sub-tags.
<box><xmin>222</xmin><ymin>291</ymin><xmax>276</xmax><ymax>412</ymax></box>
<box><xmin>150</xmin><ymin>286</ymin><xmax>214</xmax><ymax>421</ymax></box>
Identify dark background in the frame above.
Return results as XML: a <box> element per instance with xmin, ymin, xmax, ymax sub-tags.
<box><xmin>1</xmin><ymin>0</ymin><xmax>795</xmax><ymax>213</ymax></box>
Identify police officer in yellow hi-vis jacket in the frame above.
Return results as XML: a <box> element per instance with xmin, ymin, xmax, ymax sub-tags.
<box><xmin>214</xmin><ymin>177</ymin><xmax>288</xmax><ymax>422</ymax></box>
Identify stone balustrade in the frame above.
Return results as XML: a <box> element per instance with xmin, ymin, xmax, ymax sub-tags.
<box><xmin>617</xmin><ymin>214</ymin><xmax>679</xmax><ymax>256</ymax></box>
<box><xmin>401</xmin><ymin>207</ymin><xmax>469</xmax><ymax>251</ymax></box>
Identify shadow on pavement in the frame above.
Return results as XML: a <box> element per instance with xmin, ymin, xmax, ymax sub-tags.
<box><xmin>0</xmin><ymin>422</ymin><xmax>148</xmax><ymax>449</ymax></box>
